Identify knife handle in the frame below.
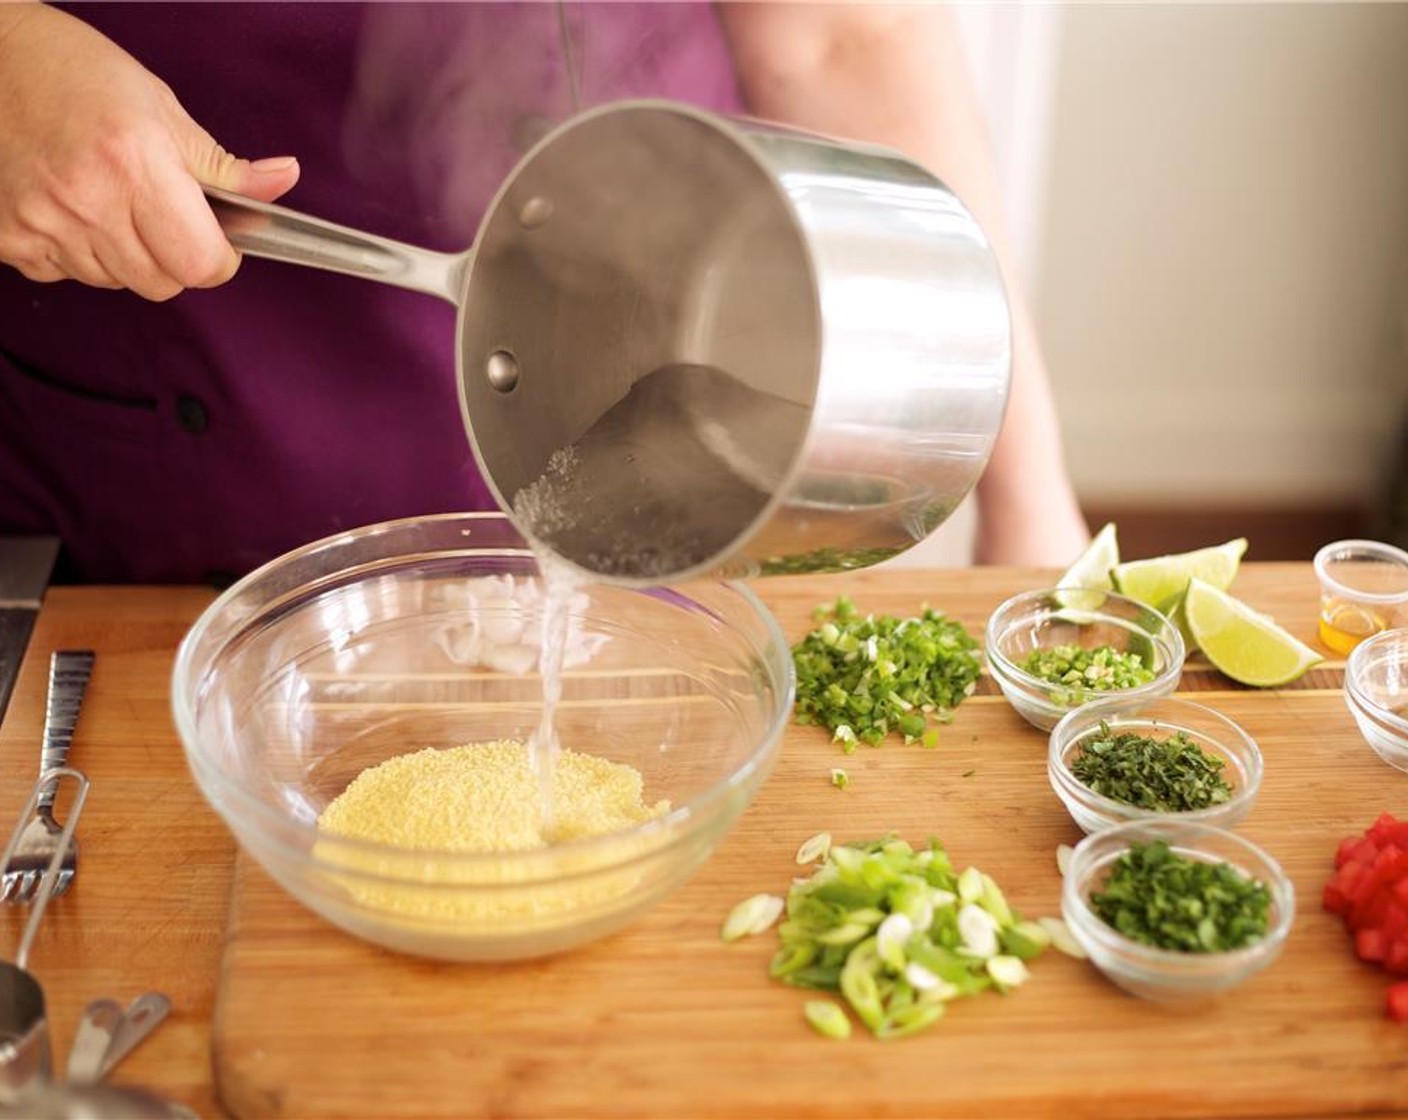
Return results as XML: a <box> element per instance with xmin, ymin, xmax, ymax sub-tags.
<box><xmin>39</xmin><ymin>649</ymin><xmax>95</xmax><ymax>811</ymax></box>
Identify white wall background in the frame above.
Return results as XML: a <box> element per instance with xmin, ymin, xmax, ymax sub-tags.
<box><xmin>1036</xmin><ymin>3</ymin><xmax>1408</xmax><ymax>507</ymax></box>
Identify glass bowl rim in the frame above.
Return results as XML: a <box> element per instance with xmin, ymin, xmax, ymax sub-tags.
<box><xmin>1345</xmin><ymin>626</ymin><xmax>1408</xmax><ymax>738</ymax></box>
<box><xmin>984</xmin><ymin>586</ymin><xmax>1185</xmax><ymax>696</ymax></box>
<box><xmin>170</xmin><ymin>511</ymin><xmax>796</xmax><ymax>876</ymax></box>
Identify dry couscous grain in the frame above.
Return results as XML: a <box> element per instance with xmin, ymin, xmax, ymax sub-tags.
<box><xmin>316</xmin><ymin>740</ymin><xmax>669</xmax><ymax>924</ymax></box>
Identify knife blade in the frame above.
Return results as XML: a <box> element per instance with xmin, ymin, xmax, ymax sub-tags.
<box><xmin>0</xmin><ymin>536</ymin><xmax>60</xmax><ymax>728</ymax></box>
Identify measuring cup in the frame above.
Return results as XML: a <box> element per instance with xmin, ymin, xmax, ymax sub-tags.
<box><xmin>0</xmin><ymin>1083</ymin><xmax>197</xmax><ymax>1119</ymax></box>
<box><xmin>67</xmin><ymin>992</ymin><xmax>171</xmax><ymax>1085</ymax></box>
<box><xmin>0</xmin><ymin>768</ymin><xmax>88</xmax><ymax>1106</ymax></box>
<box><xmin>206</xmin><ymin>99</ymin><xmax>1011</xmax><ymax>582</ymax></box>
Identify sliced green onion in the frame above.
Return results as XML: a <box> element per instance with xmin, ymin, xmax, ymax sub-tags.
<box><xmin>957</xmin><ymin>903</ymin><xmax>1000</xmax><ymax>958</ymax></box>
<box><xmin>876</xmin><ymin>913</ymin><xmax>913</xmax><ymax>970</ymax></box>
<box><xmin>876</xmin><ymin>1002</ymin><xmax>944</xmax><ymax>1040</ymax></box>
<box><xmin>1037</xmin><ymin>916</ymin><xmax>1087</xmax><ymax>959</ymax></box>
<box><xmin>795</xmin><ymin>832</ymin><xmax>832</xmax><ymax>865</ymax></box>
<box><xmin>985</xmin><ymin>955</ymin><xmax>1031</xmax><ymax>990</ymax></box>
<box><xmin>721</xmin><ymin>893</ymin><xmax>785</xmax><ymax>942</ymax></box>
<box><xmin>758</xmin><ymin>835</ymin><xmax>1051</xmax><ymax>1041</ymax></box>
<box><xmin>979</xmin><ymin>873</ymin><xmax>1014</xmax><ymax>925</ymax></box>
<box><xmin>803</xmin><ymin>1000</ymin><xmax>852</xmax><ymax>1040</ymax></box>
<box><xmin>1000</xmin><ymin>920</ymin><xmax>1053</xmax><ymax>961</ymax></box>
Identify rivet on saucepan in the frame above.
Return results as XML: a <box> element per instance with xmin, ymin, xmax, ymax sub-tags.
<box><xmin>486</xmin><ymin>350</ymin><xmax>520</xmax><ymax>393</ymax></box>
<box><xmin>518</xmin><ymin>197</ymin><xmax>553</xmax><ymax>229</ymax></box>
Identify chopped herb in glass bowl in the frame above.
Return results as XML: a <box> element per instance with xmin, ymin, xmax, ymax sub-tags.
<box><xmin>1089</xmin><ymin>839</ymin><xmax>1270</xmax><ymax>952</ymax></box>
<box><xmin>1061</xmin><ymin>821</ymin><xmax>1294</xmax><ymax>1004</ymax></box>
<box><xmin>1071</xmin><ymin>725</ymin><xmax>1230</xmax><ymax>811</ymax></box>
<box><xmin>1048</xmin><ymin>697</ymin><xmax>1263</xmax><ymax>834</ymax></box>
<box><xmin>1018</xmin><ymin>644</ymin><xmax>1155</xmax><ymax>704</ymax></box>
<box><xmin>985</xmin><ymin>589</ymin><xmax>1185</xmax><ymax>732</ymax></box>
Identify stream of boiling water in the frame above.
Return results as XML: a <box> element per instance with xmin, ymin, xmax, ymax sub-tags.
<box><xmin>515</xmin><ymin>363</ymin><xmax>806</xmax><ymax>836</ymax></box>
<box><xmin>528</xmin><ymin>551</ymin><xmax>579</xmax><ymax>837</ymax></box>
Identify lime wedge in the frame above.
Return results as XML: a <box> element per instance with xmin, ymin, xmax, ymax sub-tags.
<box><xmin>1112</xmin><ymin>538</ymin><xmax>1248</xmax><ymax>608</ymax></box>
<box><xmin>1184</xmin><ymin>577</ymin><xmax>1322</xmax><ymax>686</ymax></box>
<box><xmin>1156</xmin><ymin>588</ymin><xmax>1195</xmax><ymax>646</ymax></box>
<box><xmin>1054</xmin><ymin>522</ymin><xmax>1119</xmax><ymax>610</ymax></box>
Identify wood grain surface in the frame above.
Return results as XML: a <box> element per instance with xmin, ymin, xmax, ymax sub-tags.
<box><xmin>205</xmin><ymin>564</ymin><xmax>1408</xmax><ymax>1120</ymax></box>
<box><xmin>0</xmin><ymin>588</ymin><xmax>224</xmax><ymax>1119</ymax></box>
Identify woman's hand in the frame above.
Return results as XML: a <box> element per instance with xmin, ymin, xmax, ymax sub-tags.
<box><xmin>0</xmin><ymin>4</ymin><xmax>300</xmax><ymax>300</ymax></box>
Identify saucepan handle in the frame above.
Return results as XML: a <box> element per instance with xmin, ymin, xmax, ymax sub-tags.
<box><xmin>203</xmin><ymin>185</ymin><xmax>469</xmax><ymax>305</ymax></box>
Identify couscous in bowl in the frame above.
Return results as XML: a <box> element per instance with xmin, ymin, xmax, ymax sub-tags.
<box><xmin>172</xmin><ymin>513</ymin><xmax>793</xmax><ymax>961</ymax></box>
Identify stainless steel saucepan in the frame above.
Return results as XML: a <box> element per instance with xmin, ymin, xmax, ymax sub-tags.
<box><xmin>206</xmin><ymin>99</ymin><xmax>1011</xmax><ymax>583</ymax></box>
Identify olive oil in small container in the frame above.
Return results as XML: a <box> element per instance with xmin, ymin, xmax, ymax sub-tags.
<box><xmin>1313</xmin><ymin>539</ymin><xmax>1408</xmax><ymax>655</ymax></box>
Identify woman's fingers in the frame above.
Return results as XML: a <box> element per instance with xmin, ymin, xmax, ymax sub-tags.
<box><xmin>0</xmin><ymin>6</ymin><xmax>298</xmax><ymax>299</ymax></box>
<box><xmin>48</xmin><ymin>238</ymin><xmax>123</xmax><ymax>289</ymax></box>
<box><xmin>92</xmin><ymin>212</ymin><xmax>184</xmax><ymax>301</ymax></box>
<box><xmin>133</xmin><ymin>158</ymin><xmax>241</xmax><ymax>290</ymax></box>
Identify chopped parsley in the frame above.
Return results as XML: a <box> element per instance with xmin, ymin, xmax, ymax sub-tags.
<box><xmin>1090</xmin><ymin>840</ymin><xmax>1270</xmax><ymax>952</ymax></box>
<box><xmin>1071</xmin><ymin>723</ymin><xmax>1233</xmax><ymax>812</ymax></box>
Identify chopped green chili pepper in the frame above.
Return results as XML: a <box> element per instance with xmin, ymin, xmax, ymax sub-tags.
<box><xmin>793</xmin><ymin>598</ymin><xmax>981</xmax><ymax>751</ymax></box>
<box><xmin>1019</xmin><ymin>643</ymin><xmax>1155</xmax><ymax>707</ymax></box>
<box><xmin>1070</xmin><ymin>722</ymin><xmax>1233</xmax><ymax>812</ymax></box>
<box><xmin>1089</xmin><ymin>840</ymin><xmax>1270</xmax><ymax>952</ymax></box>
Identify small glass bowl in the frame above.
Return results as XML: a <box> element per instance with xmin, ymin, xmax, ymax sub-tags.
<box><xmin>1062</xmin><ymin>820</ymin><xmax>1295</xmax><ymax>1005</ymax></box>
<box><xmin>1049</xmin><ymin>697</ymin><xmax>1263</xmax><ymax>834</ymax></box>
<box><xmin>1344</xmin><ymin>627</ymin><xmax>1408</xmax><ymax>774</ymax></box>
<box><xmin>985</xmin><ymin>588</ymin><xmax>1185</xmax><ymax>732</ymax></box>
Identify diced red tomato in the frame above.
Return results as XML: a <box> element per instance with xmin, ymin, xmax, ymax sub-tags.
<box><xmin>1369</xmin><ymin>814</ymin><xmax>1408</xmax><ymax>849</ymax></box>
<box><xmin>1323</xmin><ymin>881</ymin><xmax>1349</xmax><ymax>915</ymax></box>
<box><xmin>1350</xmin><ymin>889</ymin><xmax>1392</xmax><ymax>933</ymax></box>
<box><xmin>1356</xmin><ymin>928</ymin><xmax>1388</xmax><ymax>962</ymax></box>
<box><xmin>1334</xmin><ymin>860</ymin><xmax>1368</xmax><ymax>902</ymax></box>
<box><xmin>1327</xmin><ymin>815</ymin><xmax>1408</xmax><ymax>1022</ymax></box>
<box><xmin>1337</xmin><ymin>835</ymin><xmax>1360</xmax><ymax>869</ymax></box>
<box><xmin>1347</xmin><ymin>837</ymin><xmax>1382</xmax><ymax>868</ymax></box>
<box><xmin>1388</xmin><ymin>981</ymin><xmax>1408</xmax><ymax>1023</ymax></box>
<box><xmin>1382</xmin><ymin>902</ymin><xmax>1408</xmax><ymax>943</ymax></box>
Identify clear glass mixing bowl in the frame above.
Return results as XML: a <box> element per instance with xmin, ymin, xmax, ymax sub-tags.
<box><xmin>171</xmin><ymin>513</ymin><xmax>793</xmax><ymax>961</ymax></box>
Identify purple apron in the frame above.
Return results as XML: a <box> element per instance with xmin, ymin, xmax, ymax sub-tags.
<box><xmin>0</xmin><ymin>2</ymin><xmax>743</xmax><ymax>582</ymax></box>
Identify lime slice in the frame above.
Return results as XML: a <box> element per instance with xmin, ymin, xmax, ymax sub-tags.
<box><xmin>1184</xmin><ymin>577</ymin><xmax>1322</xmax><ymax>686</ymax></box>
<box><xmin>1054</xmin><ymin>522</ymin><xmax>1119</xmax><ymax>610</ymax></box>
<box><xmin>1112</xmin><ymin>538</ymin><xmax>1248</xmax><ymax>608</ymax></box>
<box><xmin>1156</xmin><ymin>588</ymin><xmax>1195</xmax><ymax>646</ymax></box>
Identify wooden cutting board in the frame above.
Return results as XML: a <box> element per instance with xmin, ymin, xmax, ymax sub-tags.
<box><xmin>213</xmin><ymin>565</ymin><xmax>1408</xmax><ymax>1119</ymax></box>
